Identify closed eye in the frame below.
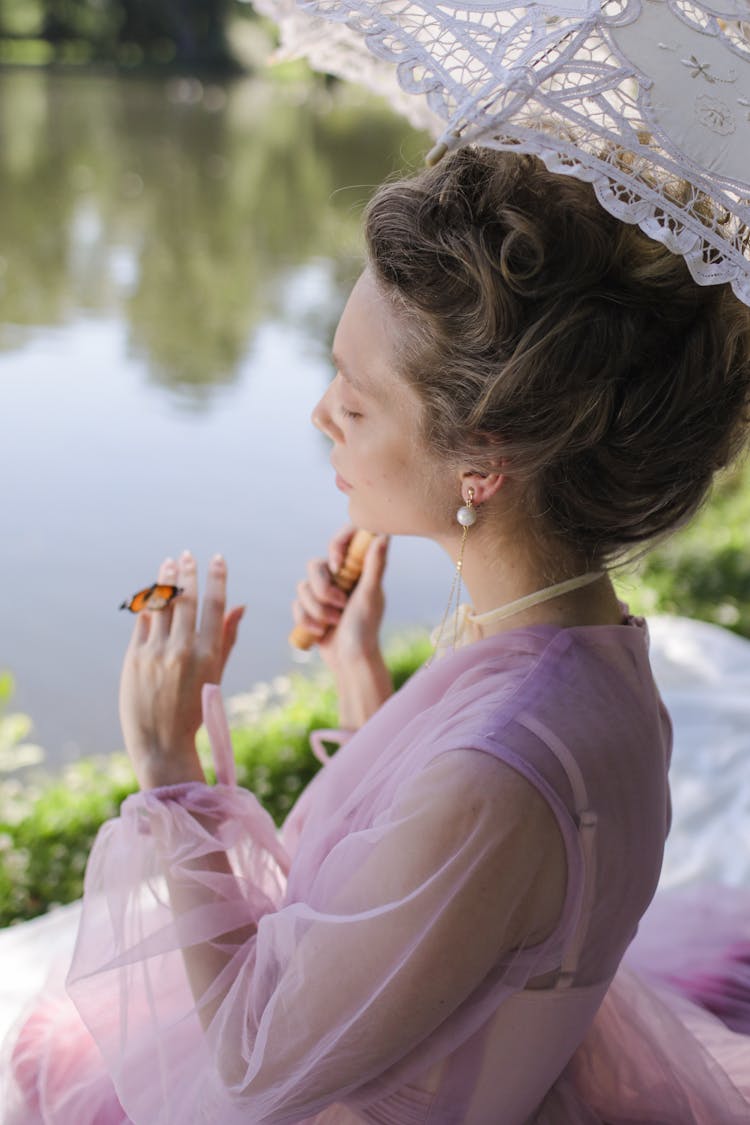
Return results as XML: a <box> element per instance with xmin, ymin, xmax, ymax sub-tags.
<box><xmin>341</xmin><ymin>407</ymin><xmax>362</xmax><ymax>420</ymax></box>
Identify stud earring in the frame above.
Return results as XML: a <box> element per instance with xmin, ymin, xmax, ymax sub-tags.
<box><xmin>431</xmin><ymin>487</ymin><xmax>476</xmax><ymax>658</ymax></box>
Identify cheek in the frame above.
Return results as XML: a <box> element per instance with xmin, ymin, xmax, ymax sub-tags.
<box><xmin>369</xmin><ymin>444</ymin><xmax>414</xmax><ymax>491</ymax></box>
<box><xmin>383</xmin><ymin>450</ymin><xmax>442</xmax><ymax>514</ymax></box>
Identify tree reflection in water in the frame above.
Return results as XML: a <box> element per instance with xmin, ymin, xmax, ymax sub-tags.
<box><xmin>0</xmin><ymin>68</ymin><xmax>445</xmax><ymax>767</ymax></box>
<box><xmin>0</xmin><ymin>69</ymin><xmax>427</xmax><ymax>399</ymax></box>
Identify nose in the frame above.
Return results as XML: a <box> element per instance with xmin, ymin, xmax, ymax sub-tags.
<box><xmin>311</xmin><ymin>385</ymin><xmax>340</xmax><ymax>442</ymax></box>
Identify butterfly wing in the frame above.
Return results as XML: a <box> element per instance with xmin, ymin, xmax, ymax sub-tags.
<box><xmin>120</xmin><ymin>584</ymin><xmax>184</xmax><ymax>613</ymax></box>
<box><xmin>146</xmin><ymin>584</ymin><xmax>184</xmax><ymax>610</ymax></box>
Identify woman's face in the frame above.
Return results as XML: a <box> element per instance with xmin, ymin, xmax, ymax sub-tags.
<box><xmin>312</xmin><ymin>270</ymin><xmax>450</xmax><ymax>537</ymax></box>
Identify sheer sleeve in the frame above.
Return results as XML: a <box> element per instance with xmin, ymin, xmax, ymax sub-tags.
<box><xmin>67</xmin><ymin>729</ymin><xmax>567</xmax><ymax>1124</ymax></box>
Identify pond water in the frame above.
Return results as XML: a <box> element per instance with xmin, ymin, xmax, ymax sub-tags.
<box><xmin>0</xmin><ymin>69</ymin><xmax>455</xmax><ymax>768</ymax></box>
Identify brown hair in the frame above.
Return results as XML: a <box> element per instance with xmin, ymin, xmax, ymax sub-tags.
<box><xmin>364</xmin><ymin>148</ymin><xmax>750</xmax><ymax>564</ymax></box>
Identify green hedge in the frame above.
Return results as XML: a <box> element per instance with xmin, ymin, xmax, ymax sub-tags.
<box><xmin>619</xmin><ymin>459</ymin><xmax>750</xmax><ymax>635</ymax></box>
<box><xmin>2</xmin><ymin>458</ymin><xmax>750</xmax><ymax>928</ymax></box>
<box><xmin>0</xmin><ymin>634</ymin><xmax>432</xmax><ymax>927</ymax></box>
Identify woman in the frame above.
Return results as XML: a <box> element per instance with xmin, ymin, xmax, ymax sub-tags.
<box><xmin>5</xmin><ymin>148</ymin><xmax>750</xmax><ymax>1122</ymax></box>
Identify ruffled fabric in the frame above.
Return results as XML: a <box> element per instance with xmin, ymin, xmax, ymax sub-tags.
<box><xmin>3</xmin><ymin>624</ymin><xmax>750</xmax><ymax>1123</ymax></box>
<box><xmin>560</xmin><ymin>960</ymin><xmax>750</xmax><ymax>1121</ymax></box>
<box><xmin>63</xmin><ymin>746</ymin><xmax>571</xmax><ymax>1123</ymax></box>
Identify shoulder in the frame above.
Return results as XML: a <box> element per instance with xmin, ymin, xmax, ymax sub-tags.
<box><xmin>436</xmin><ymin>624</ymin><xmax>659</xmax><ymax>755</ymax></box>
<box><xmin>431</xmin><ymin>749</ymin><xmax>569</xmax><ymax>946</ymax></box>
<box><xmin>376</xmin><ymin>746</ymin><xmax>568</xmax><ymax>948</ymax></box>
<box><xmin>421</xmin><ymin>747</ymin><xmax>552</xmax><ymax>811</ymax></box>
<box><xmin>396</xmin><ymin>747</ymin><xmax>565</xmax><ymax>866</ymax></box>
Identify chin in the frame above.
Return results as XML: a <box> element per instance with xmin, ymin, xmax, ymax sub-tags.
<box><xmin>348</xmin><ymin>507</ymin><xmax>415</xmax><ymax>538</ymax></box>
<box><xmin>347</xmin><ymin>500</ymin><xmax>385</xmax><ymax>536</ymax></box>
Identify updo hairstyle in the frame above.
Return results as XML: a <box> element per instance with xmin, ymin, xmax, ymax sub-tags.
<box><xmin>364</xmin><ymin>148</ymin><xmax>750</xmax><ymax>565</ymax></box>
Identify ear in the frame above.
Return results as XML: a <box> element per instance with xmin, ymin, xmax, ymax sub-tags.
<box><xmin>459</xmin><ymin>469</ymin><xmax>505</xmax><ymax>507</ymax></box>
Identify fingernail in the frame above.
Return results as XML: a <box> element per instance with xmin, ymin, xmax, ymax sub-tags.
<box><xmin>163</xmin><ymin>557</ymin><xmax>177</xmax><ymax>577</ymax></box>
<box><xmin>181</xmin><ymin>549</ymin><xmax>192</xmax><ymax>561</ymax></box>
<box><xmin>210</xmin><ymin>553</ymin><xmax>226</xmax><ymax>572</ymax></box>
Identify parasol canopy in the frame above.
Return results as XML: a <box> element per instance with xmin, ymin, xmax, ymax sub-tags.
<box><xmin>254</xmin><ymin>0</ymin><xmax>750</xmax><ymax>306</ymax></box>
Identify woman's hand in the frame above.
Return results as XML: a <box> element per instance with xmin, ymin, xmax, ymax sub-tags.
<box><xmin>120</xmin><ymin>551</ymin><xmax>244</xmax><ymax>790</ymax></box>
<box><xmin>292</xmin><ymin>527</ymin><xmax>392</xmax><ymax>727</ymax></box>
<box><xmin>292</xmin><ymin>527</ymin><xmax>388</xmax><ymax>671</ymax></box>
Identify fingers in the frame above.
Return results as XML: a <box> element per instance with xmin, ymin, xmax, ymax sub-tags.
<box><xmin>304</xmin><ymin>558</ymin><xmax>347</xmax><ymax>618</ymax></box>
<box><xmin>292</xmin><ymin>530</ymin><xmax>388</xmax><ymax>642</ymax></box>
<box><xmin>291</xmin><ymin>598</ymin><xmax>327</xmax><ymax>641</ymax></box>
<box><xmin>220</xmin><ymin>605</ymin><xmax>245</xmax><ymax>673</ymax></box>
<box><xmin>328</xmin><ymin>524</ymin><xmax>356</xmax><ymax>576</ymax></box>
<box><xmin>128</xmin><ymin>607</ymin><xmax>151</xmax><ymax>651</ymax></box>
<box><xmin>357</xmin><ymin>534</ymin><xmax>389</xmax><ymax>595</ymax></box>
<box><xmin>199</xmin><ymin>554</ymin><xmax>227</xmax><ymax>658</ymax></box>
<box><xmin>170</xmin><ymin>550</ymin><xmax>198</xmax><ymax>648</ymax></box>
<box><xmin>146</xmin><ymin>557</ymin><xmax>178</xmax><ymax>645</ymax></box>
<box><xmin>292</xmin><ymin>555</ymin><xmax>347</xmax><ymax>639</ymax></box>
<box><xmin>136</xmin><ymin>553</ymin><xmax>227</xmax><ymax>667</ymax></box>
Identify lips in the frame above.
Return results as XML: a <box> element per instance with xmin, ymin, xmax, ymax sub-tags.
<box><xmin>331</xmin><ymin>459</ymin><xmax>352</xmax><ymax>490</ymax></box>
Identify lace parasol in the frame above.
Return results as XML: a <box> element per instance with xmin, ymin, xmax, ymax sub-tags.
<box><xmin>254</xmin><ymin>0</ymin><xmax>750</xmax><ymax>305</ymax></box>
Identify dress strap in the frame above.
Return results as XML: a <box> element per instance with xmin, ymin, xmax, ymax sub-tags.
<box><xmin>516</xmin><ymin>711</ymin><xmax>599</xmax><ymax>990</ymax></box>
<box><xmin>308</xmin><ymin>728</ymin><xmax>354</xmax><ymax>766</ymax></box>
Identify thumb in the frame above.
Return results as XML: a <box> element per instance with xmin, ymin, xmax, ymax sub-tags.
<box><xmin>356</xmin><ymin>535</ymin><xmax>389</xmax><ymax>596</ymax></box>
<box><xmin>220</xmin><ymin>605</ymin><xmax>245</xmax><ymax>673</ymax></box>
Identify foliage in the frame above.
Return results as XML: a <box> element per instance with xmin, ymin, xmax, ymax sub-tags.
<box><xmin>0</xmin><ymin>671</ymin><xmax>45</xmax><ymax>773</ymax></box>
<box><xmin>0</xmin><ymin>69</ymin><xmax>428</xmax><ymax>395</ymax></box>
<box><xmin>0</xmin><ymin>635</ymin><xmax>433</xmax><ymax>928</ymax></box>
<box><xmin>0</xmin><ymin>0</ymin><xmax>246</xmax><ymax>70</ymax></box>
<box><xmin>0</xmin><ymin>753</ymin><xmax>136</xmax><ymax>926</ymax></box>
<box><xmin>616</xmin><ymin>458</ymin><xmax>750</xmax><ymax>635</ymax></box>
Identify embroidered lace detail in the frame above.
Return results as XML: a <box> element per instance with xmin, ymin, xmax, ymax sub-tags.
<box><xmin>255</xmin><ymin>0</ymin><xmax>750</xmax><ymax>304</ymax></box>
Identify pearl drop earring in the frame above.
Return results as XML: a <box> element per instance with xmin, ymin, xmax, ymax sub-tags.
<box><xmin>430</xmin><ymin>487</ymin><xmax>476</xmax><ymax>659</ymax></box>
<box><xmin>457</xmin><ymin>492</ymin><xmax>477</xmax><ymax>527</ymax></box>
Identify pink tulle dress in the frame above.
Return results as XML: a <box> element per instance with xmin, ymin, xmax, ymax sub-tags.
<box><xmin>3</xmin><ymin>614</ymin><xmax>750</xmax><ymax>1123</ymax></box>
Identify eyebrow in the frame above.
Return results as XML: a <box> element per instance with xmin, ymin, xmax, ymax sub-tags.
<box><xmin>332</xmin><ymin>351</ymin><xmax>372</xmax><ymax>396</ymax></box>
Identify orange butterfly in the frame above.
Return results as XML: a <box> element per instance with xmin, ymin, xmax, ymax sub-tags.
<box><xmin>119</xmin><ymin>584</ymin><xmax>184</xmax><ymax>613</ymax></box>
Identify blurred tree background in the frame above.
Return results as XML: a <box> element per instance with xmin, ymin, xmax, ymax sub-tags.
<box><xmin>0</xmin><ymin>0</ymin><xmax>254</xmax><ymax>70</ymax></box>
<box><xmin>0</xmin><ymin>67</ymin><xmax>429</xmax><ymax>388</ymax></box>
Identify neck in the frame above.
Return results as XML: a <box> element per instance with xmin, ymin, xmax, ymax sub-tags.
<box><xmin>436</xmin><ymin>523</ymin><xmax>623</xmax><ymax>637</ymax></box>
